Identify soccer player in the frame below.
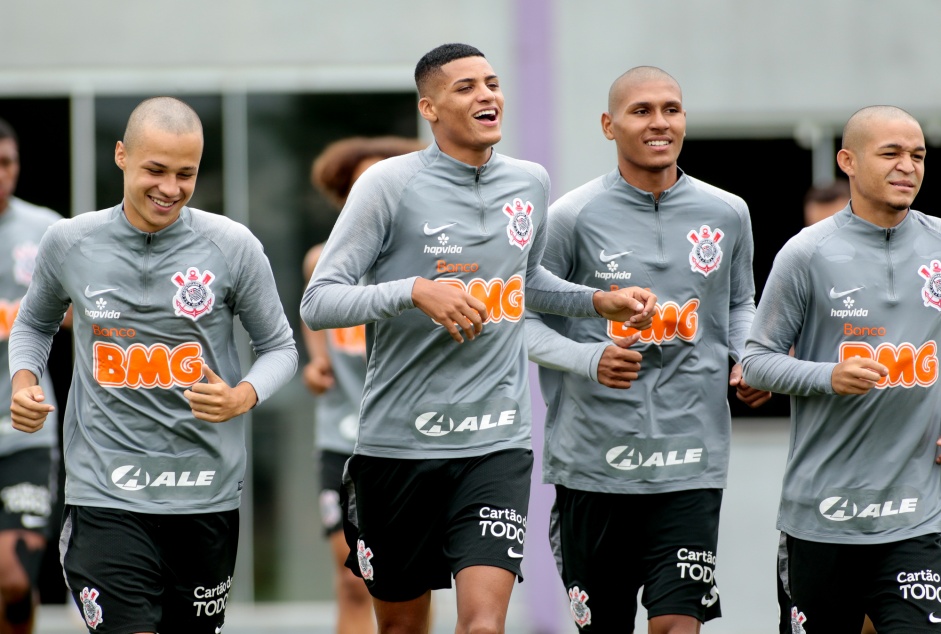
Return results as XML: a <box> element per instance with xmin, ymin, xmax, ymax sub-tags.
<box><xmin>303</xmin><ymin>136</ymin><xmax>425</xmax><ymax>634</ymax></box>
<box><xmin>0</xmin><ymin>118</ymin><xmax>62</xmax><ymax>634</ymax></box>
<box><xmin>9</xmin><ymin>97</ymin><xmax>297</xmax><ymax>634</ymax></box>
<box><xmin>301</xmin><ymin>43</ymin><xmax>656</xmax><ymax>634</ymax></box>
<box><xmin>744</xmin><ymin>105</ymin><xmax>940</xmax><ymax>632</ymax></box>
<box><xmin>526</xmin><ymin>66</ymin><xmax>770</xmax><ymax>633</ymax></box>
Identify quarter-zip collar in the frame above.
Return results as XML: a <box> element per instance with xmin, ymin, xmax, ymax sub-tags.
<box><xmin>420</xmin><ymin>142</ymin><xmax>498</xmax><ymax>185</ymax></box>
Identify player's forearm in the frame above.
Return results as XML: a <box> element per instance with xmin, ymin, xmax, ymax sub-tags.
<box><xmin>301</xmin><ymin>277</ymin><xmax>417</xmax><ymax>330</ymax></box>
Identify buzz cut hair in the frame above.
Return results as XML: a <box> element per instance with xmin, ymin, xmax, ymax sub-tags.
<box><xmin>608</xmin><ymin>66</ymin><xmax>681</xmax><ymax>113</ymax></box>
<box><xmin>414</xmin><ymin>43</ymin><xmax>486</xmax><ymax>97</ymax></box>
<box><xmin>123</xmin><ymin>96</ymin><xmax>203</xmax><ymax>151</ymax></box>
<box><xmin>0</xmin><ymin>118</ymin><xmax>18</xmax><ymax>145</ymax></box>
<box><xmin>842</xmin><ymin>105</ymin><xmax>921</xmax><ymax>151</ymax></box>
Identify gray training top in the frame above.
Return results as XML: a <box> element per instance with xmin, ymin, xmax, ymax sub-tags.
<box><xmin>528</xmin><ymin>170</ymin><xmax>756</xmax><ymax>493</ymax></box>
<box><xmin>10</xmin><ymin>205</ymin><xmax>297</xmax><ymax>514</ymax></box>
<box><xmin>0</xmin><ymin>197</ymin><xmax>59</xmax><ymax>457</ymax></box>
<box><xmin>301</xmin><ymin>142</ymin><xmax>600</xmax><ymax>459</ymax></box>
<box><xmin>744</xmin><ymin>206</ymin><xmax>941</xmax><ymax>545</ymax></box>
<box><xmin>315</xmin><ymin>324</ymin><xmax>366</xmax><ymax>455</ymax></box>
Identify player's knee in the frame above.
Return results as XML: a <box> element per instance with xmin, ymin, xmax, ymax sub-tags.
<box><xmin>456</xmin><ymin>617</ymin><xmax>503</xmax><ymax>634</ymax></box>
<box><xmin>336</xmin><ymin>568</ymin><xmax>369</xmax><ymax>605</ymax></box>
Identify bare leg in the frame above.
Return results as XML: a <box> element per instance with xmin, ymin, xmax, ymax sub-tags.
<box><xmin>0</xmin><ymin>530</ymin><xmax>45</xmax><ymax>634</ymax></box>
<box><xmin>329</xmin><ymin>530</ymin><xmax>376</xmax><ymax>634</ymax></box>
<box><xmin>454</xmin><ymin>565</ymin><xmax>515</xmax><ymax>634</ymax></box>
<box><xmin>648</xmin><ymin>614</ymin><xmax>701</xmax><ymax>634</ymax></box>
<box><xmin>373</xmin><ymin>590</ymin><xmax>432</xmax><ymax>634</ymax></box>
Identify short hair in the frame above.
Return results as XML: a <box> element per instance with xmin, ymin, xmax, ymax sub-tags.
<box><xmin>415</xmin><ymin>43</ymin><xmax>485</xmax><ymax>96</ymax></box>
<box><xmin>608</xmin><ymin>66</ymin><xmax>681</xmax><ymax>113</ymax></box>
<box><xmin>123</xmin><ymin>97</ymin><xmax>203</xmax><ymax>151</ymax></box>
<box><xmin>841</xmin><ymin>105</ymin><xmax>920</xmax><ymax>151</ymax></box>
<box><xmin>804</xmin><ymin>180</ymin><xmax>851</xmax><ymax>207</ymax></box>
<box><xmin>311</xmin><ymin>136</ymin><xmax>426</xmax><ymax>207</ymax></box>
<box><xmin>0</xmin><ymin>118</ymin><xmax>18</xmax><ymax>145</ymax></box>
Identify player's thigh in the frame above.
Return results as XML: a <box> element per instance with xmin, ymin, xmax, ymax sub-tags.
<box><xmin>869</xmin><ymin>533</ymin><xmax>941</xmax><ymax>633</ymax></box>
<box><xmin>60</xmin><ymin>505</ymin><xmax>162</xmax><ymax>633</ymax></box>
<box><xmin>639</xmin><ymin>490</ymin><xmax>723</xmax><ymax>623</ymax></box>
<box><xmin>158</xmin><ymin>509</ymin><xmax>239</xmax><ymax>634</ymax></box>
<box><xmin>785</xmin><ymin>534</ymin><xmax>866</xmax><ymax>634</ymax></box>
<box><xmin>0</xmin><ymin>448</ymin><xmax>54</xmax><ymax>536</ymax></box>
<box><xmin>550</xmin><ymin>485</ymin><xmax>641</xmax><ymax>632</ymax></box>
<box><xmin>444</xmin><ymin>449</ymin><xmax>532</xmax><ymax>580</ymax></box>
<box><xmin>344</xmin><ymin>454</ymin><xmax>451</xmax><ymax>602</ymax></box>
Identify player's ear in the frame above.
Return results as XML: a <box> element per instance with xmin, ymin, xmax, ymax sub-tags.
<box><xmin>115</xmin><ymin>141</ymin><xmax>127</xmax><ymax>170</ymax></box>
<box><xmin>601</xmin><ymin>112</ymin><xmax>615</xmax><ymax>141</ymax></box>
<box><xmin>836</xmin><ymin>148</ymin><xmax>855</xmax><ymax>178</ymax></box>
<box><xmin>418</xmin><ymin>96</ymin><xmax>438</xmax><ymax>123</ymax></box>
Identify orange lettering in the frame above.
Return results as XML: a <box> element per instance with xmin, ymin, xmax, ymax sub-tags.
<box><xmin>93</xmin><ymin>341</ymin><xmax>205</xmax><ymax>389</ymax></box>
<box><xmin>0</xmin><ymin>300</ymin><xmax>20</xmax><ymax>341</ymax></box>
<box><xmin>839</xmin><ymin>340</ymin><xmax>938</xmax><ymax>388</ymax></box>
<box><xmin>328</xmin><ymin>326</ymin><xmax>367</xmax><ymax>355</ymax></box>
<box><xmin>608</xmin><ymin>299</ymin><xmax>700</xmax><ymax>344</ymax></box>
<box><xmin>435</xmin><ymin>276</ymin><xmax>524</xmax><ymax>324</ymax></box>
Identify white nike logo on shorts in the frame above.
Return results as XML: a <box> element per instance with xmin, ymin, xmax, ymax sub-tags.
<box><xmin>423</xmin><ymin>222</ymin><xmax>456</xmax><ymax>235</ymax></box>
<box><xmin>930</xmin><ymin>612</ymin><xmax>941</xmax><ymax>623</ymax></box>
<box><xmin>599</xmin><ymin>249</ymin><xmax>633</xmax><ymax>263</ymax></box>
<box><xmin>829</xmin><ymin>286</ymin><xmax>865</xmax><ymax>299</ymax></box>
<box><xmin>84</xmin><ymin>285</ymin><xmax>120</xmax><ymax>298</ymax></box>
<box><xmin>507</xmin><ymin>547</ymin><xmax>524</xmax><ymax>559</ymax></box>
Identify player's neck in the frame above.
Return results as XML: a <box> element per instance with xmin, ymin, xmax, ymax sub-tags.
<box><xmin>618</xmin><ymin>163</ymin><xmax>679</xmax><ymax>201</ymax></box>
<box><xmin>850</xmin><ymin>200</ymin><xmax>909</xmax><ymax>229</ymax></box>
<box><xmin>436</xmin><ymin>140</ymin><xmax>493</xmax><ymax>169</ymax></box>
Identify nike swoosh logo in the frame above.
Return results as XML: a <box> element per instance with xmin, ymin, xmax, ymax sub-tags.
<box><xmin>507</xmin><ymin>547</ymin><xmax>524</xmax><ymax>559</ymax></box>
<box><xmin>930</xmin><ymin>612</ymin><xmax>941</xmax><ymax>623</ymax></box>
<box><xmin>829</xmin><ymin>286</ymin><xmax>865</xmax><ymax>299</ymax></box>
<box><xmin>215</xmin><ymin>626</ymin><xmax>225</xmax><ymax>634</ymax></box>
<box><xmin>84</xmin><ymin>285</ymin><xmax>120</xmax><ymax>298</ymax></box>
<box><xmin>423</xmin><ymin>222</ymin><xmax>456</xmax><ymax>235</ymax></box>
<box><xmin>599</xmin><ymin>249</ymin><xmax>632</xmax><ymax>263</ymax></box>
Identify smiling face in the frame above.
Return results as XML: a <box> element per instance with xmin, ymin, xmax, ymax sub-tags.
<box><xmin>602</xmin><ymin>77</ymin><xmax>686</xmax><ymax>194</ymax></box>
<box><xmin>838</xmin><ymin>116</ymin><xmax>925</xmax><ymax>224</ymax></box>
<box><xmin>115</xmin><ymin>124</ymin><xmax>203</xmax><ymax>233</ymax></box>
<box><xmin>418</xmin><ymin>55</ymin><xmax>503</xmax><ymax>167</ymax></box>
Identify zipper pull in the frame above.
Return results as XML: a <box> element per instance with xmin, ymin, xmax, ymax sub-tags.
<box><xmin>146</xmin><ymin>234</ymin><xmax>153</xmax><ymax>245</ymax></box>
<box><xmin>476</xmin><ymin>167</ymin><xmax>481</xmax><ymax>183</ymax></box>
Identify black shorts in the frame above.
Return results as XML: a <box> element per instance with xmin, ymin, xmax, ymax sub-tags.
<box><xmin>785</xmin><ymin>532</ymin><xmax>941</xmax><ymax>633</ymax></box>
<box><xmin>318</xmin><ymin>450</ymin><xmax>350</xmax><ymax>537</ymax></box>
<box><xmin>60</xmin><ymin>505</ymin><xmax>239</xmax><ymax>634</ymax></box>
<box><xmin>341</xmin><ymin>448</ymin><xmax>533</xmax><ymax>602</ymax></box>
<box><xmin>0</xmin><ymin>447</ymin><xmax>54</xmax><ymax>534</ymax></box>
<box><xmin>551</xmin><ymin>487</ymin><xmax>722</xmax><ymax>631</ymax></box>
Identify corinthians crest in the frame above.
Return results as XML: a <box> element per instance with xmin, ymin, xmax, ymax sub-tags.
<box><xmin>80</xmin><ymin>586</ymin><xmax>104</xmax><ymax>630</ymax></box>
<box><xmin>568</xmin><ymin>586</ymin><xmax>592</xmax><ymax>628</ymax></box>
<box><xmin>12</xmin><ymin>242</ymin><xmax>39</xmax><ymax>286</ymax></box>
<box><xmin>688</xmin><ymin>225</ymin><xmax>724</xmax><ymax>276</ymax></box>
<box><xmin>918</xmin><ymin>259</ymin><xmax>941</xmax><ymax>312</ymax></box>
<box><xmin>356</xmin><ymin>539</ymin><xmax>375</xmax><ymax>581</ymax></box>
<box><xmin>171</xmin><ymin>268</ymin><xmax>216</xmax><ymax>321</ymax></box>
<box><xmin>503</xmin><ymin>198</ymin><xmax>534</xmax><ymax>250</ymax></box>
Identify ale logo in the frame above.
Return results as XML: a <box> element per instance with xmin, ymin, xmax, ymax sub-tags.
<box><xmin>435</xmin><ymin>276</ymin><xmax>524</xmax><ymax>324</ymax></box>
<box><xmin>839</xmin><ymin>340</ymin><xmax>938</xmax><ymax>388</ymax></box>
<box><xmin>818</xmin><ymin>496</ymin><xmax>857</xmax><ymax>522</ymax></box>
<box><xmin>608</xmin><ymin>299</ymin><xmax>699</xmax><ymax>344</ymax></box>
<box><xmin>414</xmin><ymin>412</ymin><xmax>454</xmax><ymax>437</ymax></box>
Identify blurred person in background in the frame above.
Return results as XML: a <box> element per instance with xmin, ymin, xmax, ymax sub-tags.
<box><xmin>0</xmin><ymin>118</ymin><xmax>62</xmax><ymax>634</ymax></box>
<box><xmin>804</xmin><ymin>180</ymin><xmax>851</xmax><ymax>226</ymax></box>
<box><xmin>303</xmin><ymin>135</ymin><xmax>425</xmax><ymax>634</ymax></box>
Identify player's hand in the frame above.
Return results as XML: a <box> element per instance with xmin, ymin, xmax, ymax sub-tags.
<box><xmin>302</xmin><ymin>357</ymin><xmax>335</xmax><ymax>395</ymax></box>
<box><xmin>10</xmin><ymin>385</ymin><xmax>54</xmax><ymax>433</ymax></box>
<box><xmin>412</xmin><ymin>277</ymin><xmax>487</xmax><ymax>343</ymax></box>
<box><xmin>831</xmin><ymin>357</ymin><xmax>888</xmax><ymax>395</ymax></box>
<box><xmin>593</xmin><ymin>287</ymin><xmax>657</xmax><ymax>330</ymax></box>
<box><xmin>597</xmin><ymin>333</ymin><xmax>643</xmax><ymax>389</ymax></box>
<box><xmin>935</xmin><ymin>437</ymin><xmax>941</xmax><ymax>465</ymax></box>
<box><xmin>729</xmin><ymin>363</ymin><xmax>772</xmax><ymax>408</ymax></box>
<box><xmin>184</xmin><ymin>365</ymin><xmax>258</xmax><ymax>423</ymax></box>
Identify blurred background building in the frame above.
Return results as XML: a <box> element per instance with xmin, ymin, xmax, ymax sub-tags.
<box><xmin>3</xmin><ymin>1</ymin><xmax>941</xmax><ymax>630</ymax></box>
